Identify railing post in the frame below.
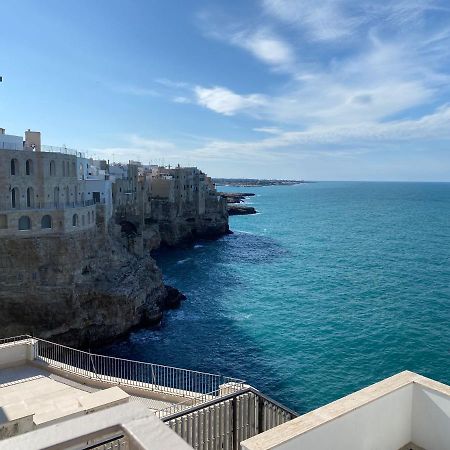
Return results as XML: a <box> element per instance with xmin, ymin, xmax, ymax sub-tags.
<box><xmin>232</xmin><ymin>395</ymin><xmax>238</xmax><ymax>450</ymax></box>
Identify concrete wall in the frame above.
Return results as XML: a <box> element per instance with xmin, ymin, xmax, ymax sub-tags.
<box><xmin>412</xmin><ymin>384</ymin><xmax>450</xmax><ymax>450</ymax></box>
<box><xmin>242</xmin><ymin>385</ymin><xmax>414</xmax><ymax>450</ymax></box>
<box><xmin>0</xmin><ymin>342</ymin><xmax>30</xmax><ymax>369</ymax></box>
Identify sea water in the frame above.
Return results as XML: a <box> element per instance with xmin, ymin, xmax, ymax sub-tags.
<box><xmin>100</xmin><ymin>182</ymin><xmax>450</xmax><ymax>413</ymax></box>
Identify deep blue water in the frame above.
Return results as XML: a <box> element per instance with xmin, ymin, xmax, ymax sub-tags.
<box><xmin>100</xmin><ymin>182</ymin><xmax>450</xmax><ymax>413</ymax></box>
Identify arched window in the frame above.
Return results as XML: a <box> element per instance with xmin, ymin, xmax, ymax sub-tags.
<box><xmin>62</xmin><ymin>161</ymin><xmax>66</xmax><ymax>176</ymax></box>
<box><xmin>11</xmin><ymin>187</ymin><xmax>19</xmax><ymax>208</ymax></box>
<box><xmin>65</xmin><ymin>186</ymin><xmax>70</xmax><ymax>205</ymax></box>
<box><xmin>50</xmin><ymin>160</ymin><xmax>56</xmax><ymax>176</ymax></box>
<box><xmin>72</xmin><ymin>214</ymin><xmax>78</xmax><ymax>227</ymax></box>
<box><xmin>81</xmin><ymin>215</ymin><xmax>85</xmax><ymax>226</ymax></box>
<box><xmin>10</xmin><ymin>159</ymin><xmax>19</xmax><ymax>175</ymax></box>
<box><xmin>26</xmin><ymin>159</ymin><xmax>33</xmax><ymax>175</ymax></box>
<box><xmin>18</xmin><ymin>216</ymin><xmax>31</xmax><ymax>230</ymax></box>
<box><xmin>41</xmin><ymin>215</ymin><xmax>52</xmax><ymax>229</ymax></box>
<box><xmin>71</xmin><ymin>162</ymin><xmax>76</xmax><ymax>177</ymax></box>
<box><xmin>26</xmin><ymin>187</ymin><xmax>35</xmax><ymax>208</ymax></box>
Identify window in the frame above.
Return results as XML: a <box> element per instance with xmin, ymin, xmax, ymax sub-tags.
<box><xmin>11</xmin><ymin>187</ymin><xmax>19</xmax><ymax>208</ymax></box>
<box><xmin>41</xmin><ymin>215</ymin><xmax>52</xmax><ymax>229</ymax></box>
<box><xmin>26</xmin><ymin>187</ymin><xmax>35</xmax><ymax>208</ymax></box>
<box><xmin>10</xmin><ymin>159</ymin><xmax>19</xmax><ymax>175</ymax></box>
<box><xmin>18</xmin><ymin>216</ymin><xmax>31</xmax><ymax>230</ymax></box>
<box><xmin>82</xmin><ymin>215</ymin><xmax>85</xmax><ymax>226</ymax></box>
<box><xmin>26</xmin><ymin>159</ymin><xmax>33</xmax><ymax>175</ymax></box>
<box><xmin>0</xmin><ymin>214</ymin><xmax>7</xmax><ymax>229</ymax></box>
<box><xmin>71</xmin><ymin>162</ymin><xmax>76</xmax><ymax>177</ymax></box>
<box><xmin>50</xmin><ymin>160</ymin><xmax>56</xmax><ymax>176</ymax></box>
<box><xmin>72</xmin><ymin>214</ymin><xmax>78</xmax><ymax>227</ymax></box>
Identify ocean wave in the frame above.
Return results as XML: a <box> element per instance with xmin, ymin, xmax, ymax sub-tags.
<box><xmin>176</xmin><ymin>258</ymin><xmax>192</xmax><ymax>264</ymax></box>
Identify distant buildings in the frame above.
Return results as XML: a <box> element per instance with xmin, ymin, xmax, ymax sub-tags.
<box><xmin>0</xmin><ymin>127</ymin><xmax>224</xmax><ymax>240</ymax></box>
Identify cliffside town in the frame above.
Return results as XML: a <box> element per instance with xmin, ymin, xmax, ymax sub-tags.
<box><xmin>0</xmin><ymin>128</ymin><xmax>229</xmax><ymax>346</ymax></box>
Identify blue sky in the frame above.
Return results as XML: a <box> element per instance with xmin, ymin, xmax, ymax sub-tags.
<box><xmin>1</xmin><ymin>0</ymin><xmax>450</xmax><ymax>180</ymax></box>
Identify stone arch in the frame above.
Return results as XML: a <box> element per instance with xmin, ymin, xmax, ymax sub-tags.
<box><xmin>18</xmin><ymin>216</ymin><xmax>31</xmax><ymax>230</ymax></box>
<box><xmin>41</xmin><ymin>215</ymin><xmax>52</xmax><ymax>229</ymax></box>
<box><xmin>11</xmin><ymin>187</ymin><xmax>19</xmax><ymax>208</ymax></box>
<box><xmin>120</xmin><ymin>220</ymin><xmax>138</xmax><ymax>236</ymax></box>
<box><xmin>26</xmin><ymin>159</ymin><xmax>33</xmax><ymax>175</ymax></box>
<box><xmin>50</xmin><ymin>160</ymin><xmax>56</xmax><ymax>176</ymax></box>
<box><xmin>72</xmin><ymin>214</ymin><xmax>78</xmax><ymax>227</ymax></box>
<box><xmin>10</xmin><ymin>158</ymin><xmax>19</xmax><ymax>175</ymax></box>
<box><xmin>26</xmin><ymin>187</ymin><xmax>35</xmax><ymax>208</ymax></box>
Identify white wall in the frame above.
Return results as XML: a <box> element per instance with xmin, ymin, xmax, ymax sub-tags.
<box><xmin>412</xmin><ymin>384</ymin><xmax>450</xmax><ymax>450</ymax></box>
<box><xmin>0</xmin><ymin>343</ymin><xmax>29</xmax><ymax>369</ymax></box>
<box><xmin>242</xmin><ymin>385</ymin><xmax>414</xmax><ymax>450</ymax></box>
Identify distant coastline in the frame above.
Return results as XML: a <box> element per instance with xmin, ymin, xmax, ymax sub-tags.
<box><xmin>214</xmin><ymin>178</ymin><xmax>310</xmax><ymax>187</ymax></box>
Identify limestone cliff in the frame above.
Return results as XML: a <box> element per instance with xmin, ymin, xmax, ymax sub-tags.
<box><xmin>147</xmin><ymin>196</ymin><xmax>230</xmax><ymax>248</ymax></box>
<box><xmin>0</xmin><ymin>226</ymin><xmax>167</xmax><ymax>347</ymax></box>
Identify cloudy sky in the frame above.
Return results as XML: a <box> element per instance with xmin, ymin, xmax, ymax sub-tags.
<box><xmin>1</xmin><ymin>0</ymin><xmax>450</xmax><ymax>180</ymax></box>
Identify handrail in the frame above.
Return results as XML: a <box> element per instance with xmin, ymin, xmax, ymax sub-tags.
<box><xmin>161</xmin><ymin>386</ymin><xmax>298</xmax><ymax>422</ymax></box>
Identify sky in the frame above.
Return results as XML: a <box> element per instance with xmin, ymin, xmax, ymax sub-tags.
<box><xmin>1</xmin><ymin>0</ymin><xmax>450</xmax><ymax>181</ymax></box>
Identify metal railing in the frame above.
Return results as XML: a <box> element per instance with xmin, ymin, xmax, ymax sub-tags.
<box><xmin>163</xmin><ymin>387</ymin><xmax>298</xmax><ymax>450</ymax></box>
<box><xmin>0</xmin><ymin>199</ymin><xmax>97</xmax><ymax>212</ymax></box>
<box><xmin>41</xmin><ymin>144</ymin><xmax>86</xmax><ymax>158</ymax></box>
<box><xmin>32</xmin><ymin>338</ymin><xmax>244</xmax><ymax>401</ymax></box>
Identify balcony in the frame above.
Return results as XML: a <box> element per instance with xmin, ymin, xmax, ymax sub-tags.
<box><xmin>0</xmin><ymin>336</ymin><xmax>296</xmax><ymax>449</ymax></box>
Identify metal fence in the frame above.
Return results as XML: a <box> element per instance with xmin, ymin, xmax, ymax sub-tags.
<box><xmin>33</xmin><ymin>338</ymin><xmax>245</xmax><ymax>399</ymax></box>
<box><xmin>163</xmin><ymin>387</ymin><xmax>298</xmax><ymax>450</ymax></box>
<box><xmin>0</xmin><ymin>199</ymin><xmax>98</xmax><ymax>212</ymax></box>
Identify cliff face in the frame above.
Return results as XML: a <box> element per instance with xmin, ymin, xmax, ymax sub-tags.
<box><xmin>0</xmin><ymin>196</ymin><xmax>229</xmax><ymax>347</ymax></box>
<box><xmin>0</xmin><ymin>226</ymin><xmax>167</xmax><ymax>347</ymax></box>
<box><xmin>148</xmin><ymin>196</ymin><xmax>230</xmax><ymax>248</ymax></box>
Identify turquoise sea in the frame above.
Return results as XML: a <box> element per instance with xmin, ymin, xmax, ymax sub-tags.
<box><xmin>101</xmin><ymin>182</ymin><xmax>450</xmax><ymax>413</ymax></box>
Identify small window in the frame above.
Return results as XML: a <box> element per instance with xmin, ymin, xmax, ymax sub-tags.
<box><xmin>26</xmin><ymin>159</ymin><xmax>33</xmax><ymax>175</ymax></box>
<box><xmin>26</xmin><ymin>187</ymin><xmax>35</xmax><ymax>208</ymax></box>
<box><xmin>72</xmin><ymin>214</ymin><xmax>78</xmax><ymax>227</ymax></box>
<box><xmin>11</xmin><ymin>187</ymin><xmax>19</xmax><ymax>208</ymax></box>
<box><xmin>41</xmin><ymin>215</ymin><xmax>52</xmax><ymax>229</ymax></box>
<box><xmin>50</xmin><ymin>160</ymin><xmax>56</xmax><ymax>176</ymax></box>
<box><xmin>10</xmin><ymin>159</ymin><xmax>19</xmax><ymax>175</ymax></box>
<box><xmin>18</xmin><ymin>216</ymin><xmax>31</xmax><ymax>230</ymax></box>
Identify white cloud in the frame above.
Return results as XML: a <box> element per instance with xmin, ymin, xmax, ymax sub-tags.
<box><xmin>253</xmin><ymin>127</ymin><xmax>284</xmax><ymax>134</ymax></box>
<box><xmin>173</xmin><ymin>96</ymin><xmax>191</xmax><ymax>104</ymax></box>
<box><xmin>230</xmin><ymin>28</ymin><xmax>295</xmax><ymax>68</ymax></box>
<box><xmin>194</xmin><ymin>86</ymin><xmax>267</xmax><ymax>116</ymax></box>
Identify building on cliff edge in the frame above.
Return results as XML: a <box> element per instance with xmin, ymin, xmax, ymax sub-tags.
<box><xmin>0</xmin><ymin>127</ymin><xmax>228</xmax><ymax>246</ymax></box>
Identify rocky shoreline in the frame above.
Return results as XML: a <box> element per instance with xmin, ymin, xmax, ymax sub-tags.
<box><xmin>220</xmin><ymin>192</ymin><xmax>258</xmax><ymax>216</ymax></box>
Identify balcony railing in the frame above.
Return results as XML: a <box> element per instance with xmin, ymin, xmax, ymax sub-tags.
<box><xmin>162</xmin><ymin>387</ymin><xmax>298</xmax><ymax>450</ymax></box>
<box><xmin>0</xmin><ymin>199</ymin><xmax>100</xmax><ymax>212</ymax></box>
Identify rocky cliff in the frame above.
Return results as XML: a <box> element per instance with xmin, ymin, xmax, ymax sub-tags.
<box><xmin>0</xmin><ymin>197</ymin><xmax>230</xmax><ymax>347</ymax></box>
<box><xmin>0</xmin><ymin>224</ymin><xmax>170</xmax><ymax>347</ymax></box>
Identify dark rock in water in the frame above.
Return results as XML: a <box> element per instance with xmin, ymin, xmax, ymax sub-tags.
<box><xmin>228</xmin><ymin>205</ymin><xmax>257</xmax><ymax>215</ymax></box>
<box><xmin>164</xmin><ymin>285</ymin><xmax>187</xmax><ymax>309</ymax></box>
<box><xmin>219</xmin><ymin>192</ymin><xmax>255</xmax><ymax>204</ymax></box>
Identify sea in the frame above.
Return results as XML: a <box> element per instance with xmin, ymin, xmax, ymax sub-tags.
<box><xmin>99</xmin><ymin>182</ymin><xmax>450</xmax><ymax>413</ymax></box>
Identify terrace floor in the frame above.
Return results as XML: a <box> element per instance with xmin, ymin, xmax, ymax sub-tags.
<box><xmin>0</xmin><ymin>363</ymin><xmax>176</xmax><ymax>426</ymax></box>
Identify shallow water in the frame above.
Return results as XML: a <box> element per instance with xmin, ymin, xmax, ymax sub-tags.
<box><xmin>100</xmin><ymin>182</ymin><xmax>450</xmax><ymax>413</ymax></box>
